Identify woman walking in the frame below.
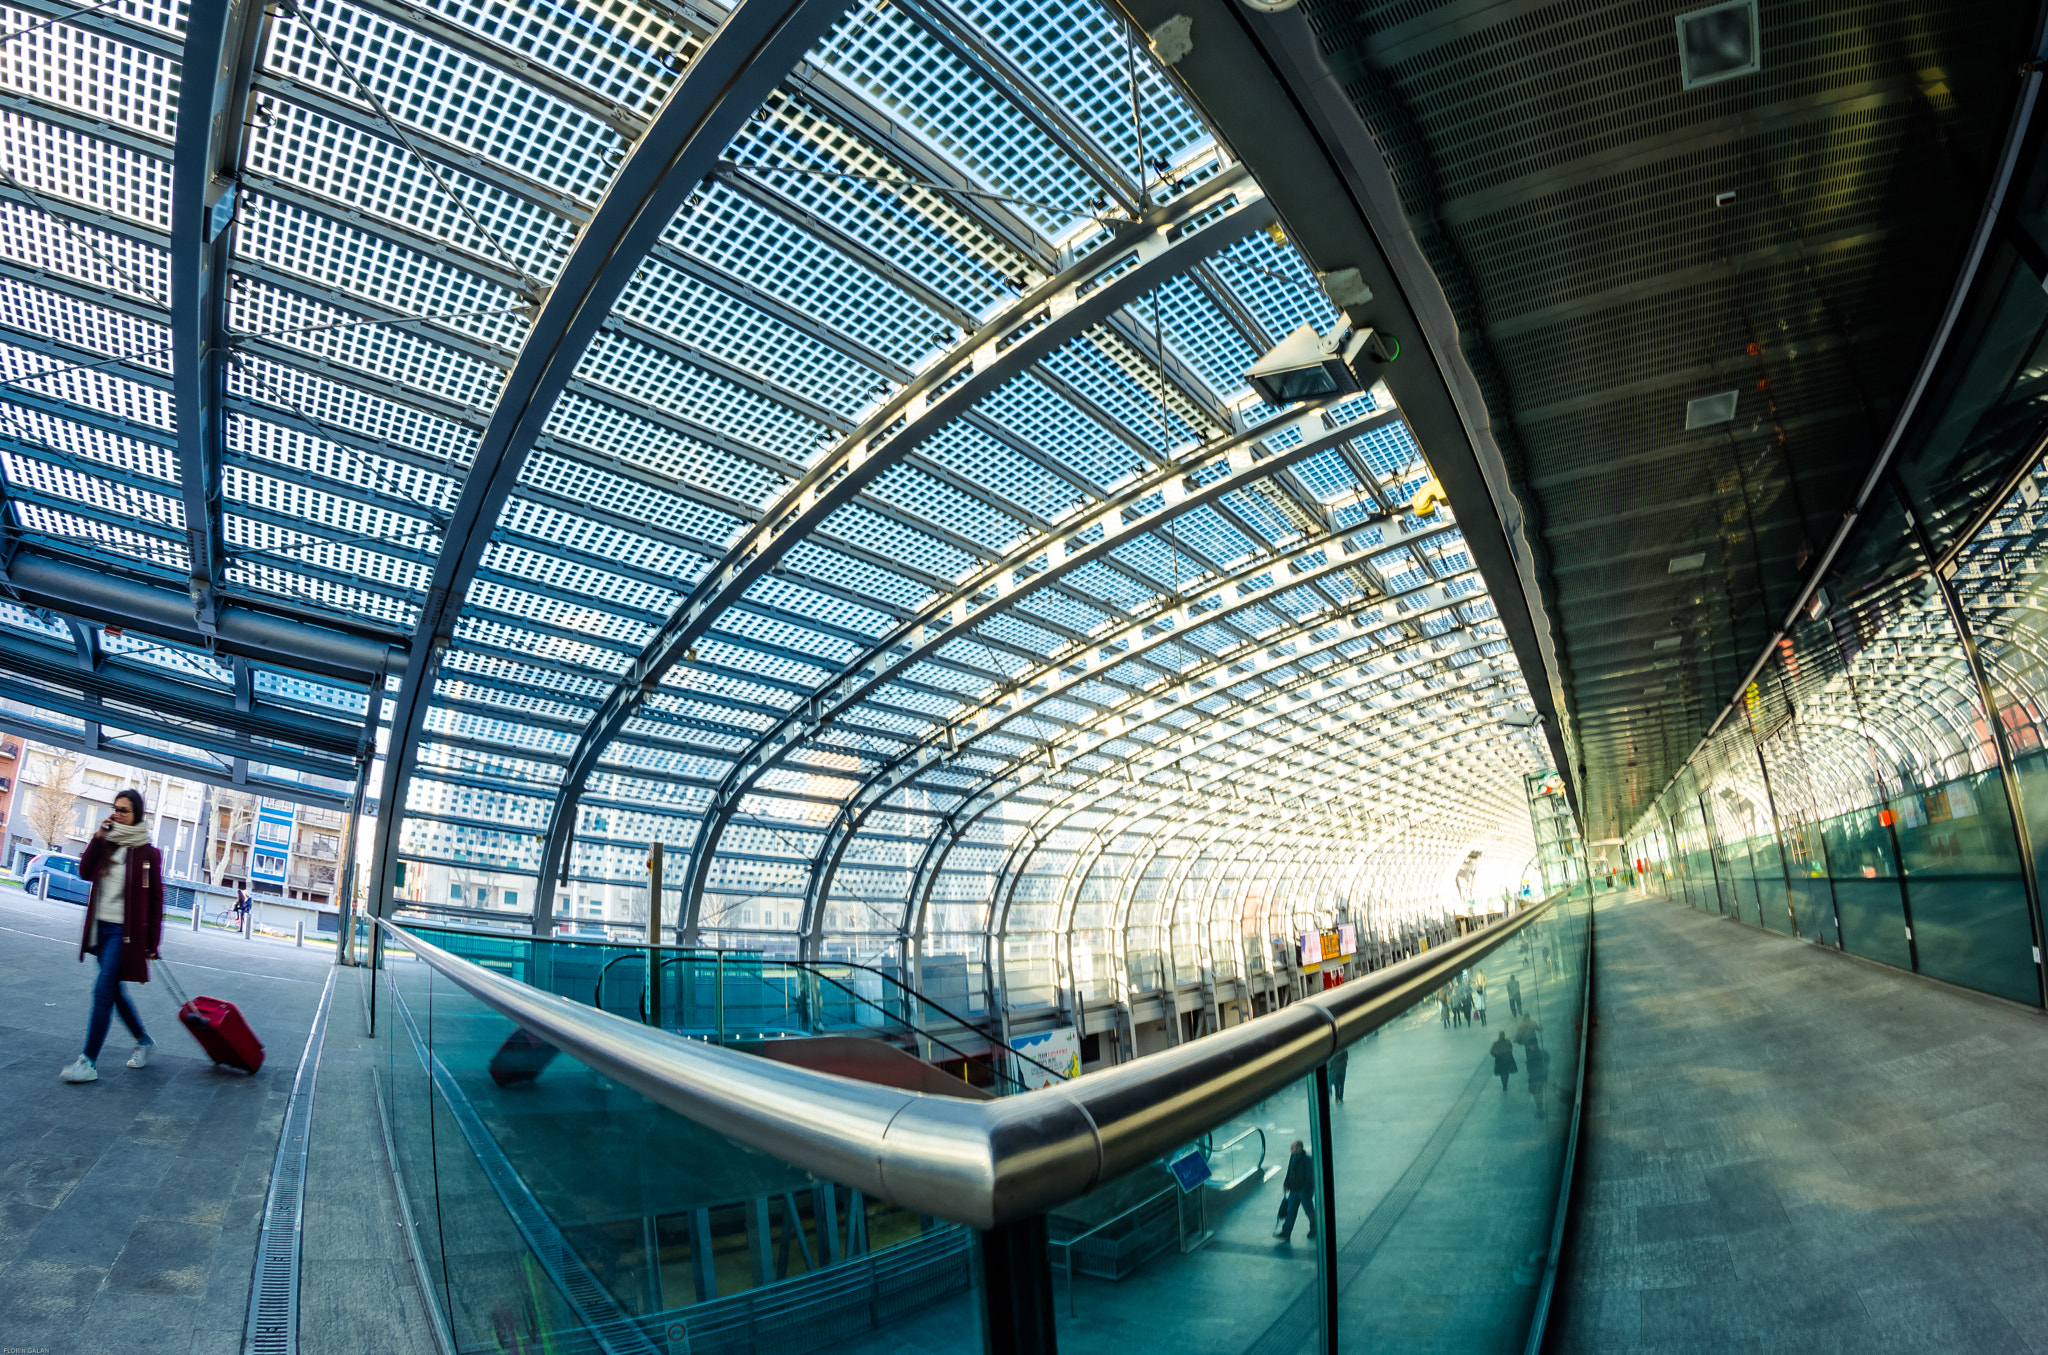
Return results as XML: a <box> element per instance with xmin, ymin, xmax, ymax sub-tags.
<box><xmin>1489</xmin><ymin>1030</ymin><xmax>1518</xmax><ymax>1093</ymax></box>
<box><xmin>61</xmin><ymin>789</ymin><xmax>162</xmax><ymax>1083</ymax></box>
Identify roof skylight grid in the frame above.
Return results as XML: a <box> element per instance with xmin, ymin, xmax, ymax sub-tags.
<box><xmin>400</xmin><ymin>0</ymin><xmax>694</xmax><ymax>116</ymax></box>
<box><xmin>0</xmin><ymin>198</ymin><xmax>167</xmax><ymax>302</ymax></box>
<box><xmin>226</xmin><ymin>278</ymin><xmax>508</xmax><ymax>411</ymax></box>
<box><xmin>0</xmin><ymin>0</ymin><xmax>1539</xmax><ymax>968</ymax></box>
<box><xmin>263</xmin><ymin>3</ymin><xmax>626</xmax><ymax>202</ymax></box>
<box><xmin>234</xmin><ymin>195</ymin><xmax>531</xmax><ymax>351</ymax></box>
<box><xmin>243</xmin><ymin>102</ymin><xmax>577</xmax><ymax>284</ymax></box>
<box><xmin>729</xmin><ymin>99</ymin><xmax>1029</xmax><ymax>314</ymax></box>
<box><xmin>0</xmin><ymin>111</ymin><xmax>170</xmax><ymax>229</ymax></box>
<box><xmin>812</xmin><ymin>4</ymin><xmax>1100</xmax><ymax>241</ymax></box>
<box><xmin>0</xmin><ymin>275</ymin><xmax>168</xmax><ymax>373</ymax></box>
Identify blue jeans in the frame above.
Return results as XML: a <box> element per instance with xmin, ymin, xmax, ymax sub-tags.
<box><xmin>85</xmin><ymin>923</ymin><xmax>150</xmax><ymax>1061</ymax></box>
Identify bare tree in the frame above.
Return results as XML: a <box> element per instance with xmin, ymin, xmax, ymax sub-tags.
<box><xmin>25</xmin><ymin>751</ymin><xmax>81</xmax><ymax>851</ymax></box>
<box><xmin>206</xmin><ymin>791</ymin><xmax>255</xmax><ymax>887</ymax></box>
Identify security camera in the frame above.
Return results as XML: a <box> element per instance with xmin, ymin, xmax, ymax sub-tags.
<box><xmin>1246</xmin><ymin>322</ymin><xmax>1382</xmax><ymax>406</ymax></box>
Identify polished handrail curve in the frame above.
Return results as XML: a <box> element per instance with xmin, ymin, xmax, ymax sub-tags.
<box><xmin>397</xmin><ymin>915</ymin><xmax>1065</xmax><ymax>1082</ymax></box>
<box><xmin>377</xmin><ymin>892</ymin><xmax>1563</xmax><ymax>1230</ymax></box>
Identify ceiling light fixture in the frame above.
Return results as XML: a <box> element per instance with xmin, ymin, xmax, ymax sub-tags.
<box><xmin>1685</xmin><ymin>389</ymin><xmax>1739</xmax><ymax>429</ymax></box>
<box><xmin>1676</xmin><ymin>0</ymin><xmax>1761</xmax><ymax>90</ymax></box>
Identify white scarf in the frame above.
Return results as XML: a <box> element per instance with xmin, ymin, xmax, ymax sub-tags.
<box><xmin>107</xmin><ymin>820</ymin><xmax>151</xmax><ymax>848</ymax></box>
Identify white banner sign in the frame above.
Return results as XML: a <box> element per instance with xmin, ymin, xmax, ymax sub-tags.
<box><xmin>1010</xmin><ymin>1027</ymin><xmax>1081</xmax><ymax>1090</ymax></box>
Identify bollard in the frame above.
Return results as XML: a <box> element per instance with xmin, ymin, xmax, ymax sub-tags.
<box><xmin>295</xmin><ymin>919</ymin><xmax>304</xmax><ymax>948</ymax></box>
<box><xmin>190</xmin><ymin>901</ymin><xmax>201</xmax><ymax>932</ymax></box>
<box><xmin>243</xmin><ymin>908</ymin><xmax>253</xmax><ymax>941</ymax></box>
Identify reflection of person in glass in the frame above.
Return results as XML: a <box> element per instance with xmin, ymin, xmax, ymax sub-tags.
<box><xmin>1525</xmin><ymin>1039</ymin><xmax>1551</xmax><ymax>1118</ymax></box>
<box><xmin>1273</xmin><ymin>1141</ymin><xmax>1317</xmax><ymax>1243</ymax></box>
<box><xmin>1329</xmin><ymin>1048</ymin><xmax>1349</xmax><ymax>1104</ymax></box>
<box><xmin>1506</xmin><ymin>973</ymin><xmax>1522</xmax><ymax>1016</ymax></box>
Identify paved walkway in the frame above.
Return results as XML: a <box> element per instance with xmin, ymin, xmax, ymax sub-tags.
<box><xmin>0</xmin><ymin>884</ymin><xmax>332</xmax><ymax>1355</ymax></box>
<box><xmin>1557</xmin><ymin>891</ymin><xmax>2048</xmax><ymax>1353</ymax></box>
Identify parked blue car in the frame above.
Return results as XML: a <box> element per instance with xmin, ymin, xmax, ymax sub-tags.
<box><xmin>22</xmin><ymin>852</ymin><xmax>91</xmax><ymax>904</ymax></box>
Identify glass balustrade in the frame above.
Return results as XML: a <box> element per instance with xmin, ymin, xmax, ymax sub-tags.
<box><xmin>371</xmin><ymin>888</ymin><xmax>1593</xmax><ymax>1355</ymax></box>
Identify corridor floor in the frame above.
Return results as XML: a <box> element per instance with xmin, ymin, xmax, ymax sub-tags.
<box><xmin>0</xmin><ymin>885</ymin><xmax>331</xmax><ymax>1354</ymax></box>
<box><xmin>1556</xmin><ymin>891</ymin><xmax>2048</xmax><ymax>1353</ymax></box>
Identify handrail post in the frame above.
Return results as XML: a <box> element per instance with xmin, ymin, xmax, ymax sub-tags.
<box><xmin>715</xmin><ymin>949</ymin><xmax>726</xmax><ymax>1044</ymax></box>
<box><xmin>976</xmin><ymin>1215</ymin><xmax>1057</xmax><ymax>1355</ymax></box>
<box><xmin>647</xmin><ymin>843</ymin><xmax>664</xmax><ymax>1029</ymax></box>
<box><xmin>1313</xmin><ymin>1061</ymin><xmax>1338</xmax><ymax>1353</ymax></box>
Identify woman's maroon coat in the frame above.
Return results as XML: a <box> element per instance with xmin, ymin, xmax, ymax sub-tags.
<box><xmin>76</xmin><ymin>834</ymin><xmax>163</xmax><ymax>982</ymax></box>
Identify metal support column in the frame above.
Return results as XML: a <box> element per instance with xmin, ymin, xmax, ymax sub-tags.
<box><xmin>975</xmin><ymin>1215</ymin><xmax>1057</xmax><ymax>1355</ymax></box>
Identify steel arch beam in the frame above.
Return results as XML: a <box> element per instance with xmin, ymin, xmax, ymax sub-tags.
<box><xmin>365</xmin><ymin>0</ymin><xmax>856</xmax><ymax>930</ymax></box>
<box><xmin>679</xmin><ymin>396</ymin><xmax>1405</xmax><ymax>891</ymax></box>
<box><xmin>805</xmin><ymin>591</ymin><xmax>1494</xmax><ymax>939</ymax></box>
<box><xmin>842</xmin><ymin>622</ymin><xmax>1513</xmax><ymax>940</ymax></box>
<box><xmin>173</xmin><ymin>0</ymin><xmax>278</xmax><ymax>635</ymax></box>
<box><xmin>558</xmin><ymin>171</ymin><xmax>1278</xmax><ymax>930</ymax></box>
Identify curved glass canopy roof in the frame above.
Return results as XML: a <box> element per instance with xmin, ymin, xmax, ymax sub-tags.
<box><xmin>0</xmin><ymin>0</ymin><xmax>1543</xmax><ymax>982</ymax></box>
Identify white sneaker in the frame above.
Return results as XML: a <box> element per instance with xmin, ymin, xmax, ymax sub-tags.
<box><xmin>60</xmin><ymin>1056</ymin><xmax>97</xmax><ymax>1083</ymax></box>
<box><xmin>127</xmin><ymin>1043</ymin><xmax>151</xmax><ymax>1069</ymax></box>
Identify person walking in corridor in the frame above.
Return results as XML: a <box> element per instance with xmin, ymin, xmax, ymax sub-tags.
<box><xmin>1473</xmin><ymin>981</ymin><xmax>1488</xmax><ymax>1027</ymax></box>
<box><xmin>1507</xmin><ymin>972</ymin><xmax>1522</xmax><ymax>1017</ymax></box>
<box><xmin>1274</xmin><ymin>1140</ymin><xmax>1317</xmax><ymax>1243</ymax></box>
<box><xmin>62</xmin><ymin>789</ymin><xmax>161</xmax><ymax>1083</ymax></box>
<box><xmin>1490</xmin><ymin>1030</ymin><xmax>1518</xmax><ymax>1093</ymax></box>
<box><xmin>1329</xmin><ymin>1047</ymin><xmax>1349</xmax><ymax>1104</ymax></box>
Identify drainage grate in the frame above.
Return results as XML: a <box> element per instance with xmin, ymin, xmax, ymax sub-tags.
<box><xmin>245</xmin><ymin>967</ymin><xmax>337</xmax><ymax>1355</ymax></box>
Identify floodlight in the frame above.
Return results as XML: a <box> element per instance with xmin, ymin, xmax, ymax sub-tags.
<box><xmin>1246</xmin><ymin>322</ymin><xmax>1381</xmax><ymax>406</ymax></box>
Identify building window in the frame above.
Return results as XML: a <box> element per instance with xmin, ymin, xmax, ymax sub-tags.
<box><xmin>503</xmin><ymin>890</ymin><xmax>518</xmax><ymax>908</ymax></box>
<box><xmin>450</xmin><ymin>885</ymin><xmax>464</xmax><ymax>903</ymax></box>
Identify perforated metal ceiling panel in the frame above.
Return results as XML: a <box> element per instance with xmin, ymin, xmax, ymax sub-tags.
<box><xmin>1301</xmin><ymin>0</ymin><xmax>2034</xmax><ymax>838</ymax></box>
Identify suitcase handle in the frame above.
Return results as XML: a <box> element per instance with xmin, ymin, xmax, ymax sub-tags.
<box><xmin>154</xmin><ymin>959</ymin><xmax>191</xmax><ymax>1009</ymax></box>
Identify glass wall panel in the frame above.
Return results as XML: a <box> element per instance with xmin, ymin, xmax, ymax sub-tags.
<box><xmin>1333</xmin><ymin>887</ymin><xmax>1590</xmax><ymax>1350</ymax></box>
<box><xmin>1890</xmin><ymin>771</ymin><xmax>2036</xmax><ymax>1002</ymax></box>
<box><xmin>1780</xmin><ymin>819</ymin><xmax>1839</xmax><ymax>948</ymax></box>
<box><xmin>1750</xmin><ymin>835</ymin><xmax>1793</xmax><ymax>935</ymax></box>
<box><xmin>1821</xmin><ymin>813</ymin><xmax>1914</xmax><ymax>970</ymax></box>
<box><xmin>1051</xmin><ymin>1067</ymin><xmax>1325</xmax><ymax>1355</ymax></box>
<box><xmin>379</xmin><ymin>947</ymin><xmax>980</xmax><ymax>1355</ymax></box>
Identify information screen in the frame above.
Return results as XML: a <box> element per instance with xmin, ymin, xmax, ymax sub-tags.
<box><xmin>1170</xmin><ymin>1149</ymin><xmax>1212</xmax><ymax>1193</ymax></box>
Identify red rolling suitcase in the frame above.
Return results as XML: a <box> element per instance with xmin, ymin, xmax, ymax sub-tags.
<box><xmin>158</xmin><ymin>962</ymin><xmax>266</xmax><ymax>1074</ymax></box>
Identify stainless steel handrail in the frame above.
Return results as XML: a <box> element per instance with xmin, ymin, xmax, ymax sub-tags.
<box><xmin>377</xmin><ymin>890</ymin><xmax>1568</xmax><ymax>1230</ymax></box>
